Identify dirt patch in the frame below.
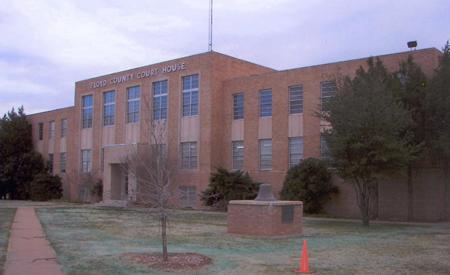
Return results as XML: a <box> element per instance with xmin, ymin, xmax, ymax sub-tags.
<box><xmin>120</xmin><ymin>252</ymin><xmax>212</xmax><ymax>271</ymax></box>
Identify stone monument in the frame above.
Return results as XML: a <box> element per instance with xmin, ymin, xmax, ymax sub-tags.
<box><xmin>227</xmin><ymin>183</ymin><xmax>303</xmax><ymax>237</ymax></box>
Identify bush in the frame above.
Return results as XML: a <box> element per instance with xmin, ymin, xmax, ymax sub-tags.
<box><xmin>30</xmin><ymin>172</ymin><xmax>63</xmax><ymax>201</ymax></box>
<box><xmin>201</xmin><ymin>167</ymin><xmax>259</xmax><ymax>210</ymax></box>
<box><xmin>280</xmin><ymin>158</ymin><xmax>338</xmax><ymax>213</ymax></box>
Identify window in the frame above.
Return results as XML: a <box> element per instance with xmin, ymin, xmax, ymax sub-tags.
<box><xmin>153</xmin><ymin>80</ymin><xmax>168</xmax><ymax>120</ymax></box>
<box><xmin>233</xmin><ymin>93</ymin><xmax>244</xmax><ymax>119</ymax></box>
<box><xmin>48</xmin><ymin>154</ymin><xmax>54</xmax><ymax>174</ymax></box>
<box><xmin>260</xmin><ymin>89</ymin><xmax>272</xmax><ymax>117</ymax></box>
<box><xmin>61</xmin><ymin>119</ymin><xmax>68</xmax><ymax>137</ymax></box>
<box><xmin>320</xmin><ymin>134</ymin><xmax>331</xmax><ymax>161</ymax></box>
<box><xmin>289</xmin><ymin>85</ymin><xmax>303</xmax><ymax>114</ymax></box>
<box><xmin>181</xmin><ymin>142</ymin><xmax>197</xmax><ymax>169</ymax></box>
<box><xmin>38</xmin><ymin>122</ymin><xmax>44</xmax><ymax>140</ymax></box>
<box><xmin>81</xmin><ymin>149</ymin><xmax>92</xmax><ymax>173</ymax></box>
<box><xmin>103</xmin><ymin>90</ymin><xmax>115</xmax><ymax>126</ymax></box>
<box><xmin>232</xmin><ymin>141</ymin><xmax>244</xmax><ymax>170</ymax></box>
<box><xmin>49</xmin><ymin>121</ymin><xmax>55</xmax><ymax>139</ymax></box>
<box><xmin>321</xmin><ymin>81</ymin><xmax>337</xmax><ymax>112</ymax></box>
<box><xmin>60</xmin><ymin>152</ymin><xmax>67</xmax><ymax>173</ymax></box>
<box><xmin>82</xmin><ymin>95</ymin><xmax>93</xmax><ymax>128</ymax></box>
<box><xmin>179</xmin><ymin>186</ymin><xmax>197</xmax><ymax>208</ymax></box>
<box><xmin>127</xmin><ymin>86</ymin><xmax>140</xmax><ymax>123</ymax></box>
<box><xmin>289</xmin><ymin>137</ymin><xmax>304</xmax><ymax>167</ymax></box>
<box><xmin>182</xmin><ymin>74</ymin><xmax>199</xmax><ymax>116</ymax></box>
<box><xmin>259</xmin><ymin>139</ymin><xmax>272</xmax><ymax>170</ymax></box>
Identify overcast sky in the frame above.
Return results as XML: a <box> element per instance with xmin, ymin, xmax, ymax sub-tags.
<box><xmin>0</xmin><ymin>0</ymin><xmax>449</xmax><ymax>115</ymax></box>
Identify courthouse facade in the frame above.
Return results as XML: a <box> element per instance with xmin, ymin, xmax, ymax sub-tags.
<box><xmin>28</xmin><ymin>48</ymin><xmax>446</xmax><ymax>219</ymax></box>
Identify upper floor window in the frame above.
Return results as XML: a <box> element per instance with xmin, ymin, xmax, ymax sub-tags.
<box><xmin>232</xmin><ymin>141</ymin><xmax>244</xmax><ymax>170</ymax></box>
<box><xmin>259</xmin><ymin>139</ymin><xmax>272</xmax><ymax>170</ymax></box>
<box><xmin>49</xmin><ymin>121</ymin><xmax>55</xmax><ymax>139</ymax></box>
<box><xmin>181</xmin><ymin>142</ymin><xmax>198</xmax><ymax>169</ymax></box>
<box><xmin>260</xmin><ymin>89</ymin><xmax>272</xmax><ymax>117</ymax></box>
<box><xmin>233</xmin><ymin>93</ymin><xmax>244</xmax><ymax>119</ymax></box>
<box><xmin>38</xmin><ymin>122</ymin><xmax>44</xmax><ymax>140</ymax></box>
<box><xmin>61</xmin><ymin>119</ymin><xmax>68</xmax><ymax>137</ymax></box>
<box><xmin>289</xmin><ymin>137</ymin><xmax>304</xmax><ymax>168</ymax></box>
<box><xmin>81</xmin><ymin>149</ymin><xmax>92</xmax><ymax>173</ymax></box>
<box><xmin>103</xmin><ymin>90</ymin><xmax>115</xmax><ymax>126</ymax></box>
<box><xmin>153</xmin><ymin>80</ymin><xmax>168</xmax><ymax>120</ymax></box>
<box><xmin>82</xmin><ymin>95</ymin><xmax>93</xmax><ymax>128</ymax></box>
<box><xmin>182</xmin><ymin>74</ymin><xmax>199</xmax><ymax>116</ymax></box>
<box><xmin>289</xmin><ymin>85</ymin><xmax>303</xmax><ymax>114</ymax></box>
<box><xmin>321</xmin><ymin>81</ymin><xmax>337</xmax><ymax>112</ymax></box>
<box><xmin>127</xmin><ymin>86</ymin><xmax>140</xmax><ymax>123</ymax></box>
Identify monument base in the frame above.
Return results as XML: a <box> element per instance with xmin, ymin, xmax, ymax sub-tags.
<box><xmin>227</xmin><ymin>200</ymin><xmax>303</xmax><ymax>237</ymax></box>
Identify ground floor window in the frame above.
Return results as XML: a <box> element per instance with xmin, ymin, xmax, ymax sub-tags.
<box><xmin>48</xmin><ymin>153</ymin><xmax>54</xmax><ymax>174</ymax></box>
<box><xmin>179</xmin><ymin>186</ymin><xmax>196</xmax><ymax>208</ymax></box>
<box><xmin>60</xmin><ymin>152</ymin><xmax>66</xmax><ymax>173</ymax></box>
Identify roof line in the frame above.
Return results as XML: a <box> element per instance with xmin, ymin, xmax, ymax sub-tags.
<box><xmin>27</xmin><ymin>106</ymin><xmax>74</xmax><ymax>116</ymax></box>
<box><xmin>224</xmin><ymin>47</ymin><xmax>441</xmax><ymax>82</ymax></box>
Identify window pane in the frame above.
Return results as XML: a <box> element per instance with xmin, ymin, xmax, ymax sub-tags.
<box><xmin>82</xmin><ymin>95</ymin><xmax>93</xmax><ymax>128</ymax></box>
<box><xmin>60</xmin><ymin>152</ymin><xmax>66</xmax><ymax>173</ymax></box>
<box><xmin>127</xmin><ymin>86</ymin><xmax>140</xmax><ymax>123</ymax></box>
<box><xmin>260</xmin><ymin>89</ymin><xmax>272</xmax><ymax>117</ymax></box>
<box><xmin>103</xmin><ymin>91</ymin><xmax>115</xmax><ymax>126</ymax></box>
<box><xmin>233</xmin><ymin>93</ymin><xmax>244</xmax><ymax>119</ymax></box>
<box><xmin>182</xmin><ymin>75</ymin><xmax>199</xmax><ymax>116</ymax></box>
<box><xmin>289</xmin><ymin>137</ymin><xmax>303</xmax><ymax>167</ymax></box>
<box><xmin>232</xmin><ymin>141</ymin><xmax>244</xmax><ymax>170</ymax></box>
<box><xmin>289</xmin><ymin>86</ymin><xmax>303</xmax><ymax>114</ymax></box>
<box><xmin>259</xmin><ymin>139</ymin><xmax>272</xmax><ymax>169</ymax></box>
<box><xmin>181</xmin><ymin>142</ymin><xmax>197</xmax><ymax>169</ymax></box>
<box><xmin>153</xmin><ymin>80</ymin><xmax>168</xmax><ymax>120</ymax></box>
<box><xmin>321</xmin><ymin>81</ymin><xmax>337</xmax><ymax>112</ymax></box>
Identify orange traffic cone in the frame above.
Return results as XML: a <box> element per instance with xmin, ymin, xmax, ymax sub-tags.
<box><xmin>295</xmin><ymin>239</ymin><xmax>310</xmax><ymax>273</ymax></box>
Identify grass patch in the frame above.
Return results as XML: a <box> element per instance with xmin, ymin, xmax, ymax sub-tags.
<box><xmin>37</xmin><ymin>207</ymin><xmax>450</xmax><ymax>274</ymax></box>
<box><xmin>0</xmin><ymin>208</ymin><xmax>16</xmax><ymax>274</ymax></box>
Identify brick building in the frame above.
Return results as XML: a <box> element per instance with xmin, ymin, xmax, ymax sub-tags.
<box><xmin>28</xmin><ymin>48</ymin><xmax>449</xmax><ymax>221</ymax></box>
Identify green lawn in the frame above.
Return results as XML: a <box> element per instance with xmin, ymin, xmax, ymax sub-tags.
<box><xmin>36</xmin><ymin>206</ymin><xmax>450</xmax><ymax>275</ymax></box>
<box><xmin>0</xmin><ymin>208</ymin><xmax>16</xmax><ymax>274</ymax></box>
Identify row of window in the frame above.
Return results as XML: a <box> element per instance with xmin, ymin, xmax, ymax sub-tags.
<box><xmin>79</xmin><ymin>137</ymin><xmax>318</xmax><ymax>173</ymax></box>
<box><xmin>232</xmin><ymin>137</ymin><xmax>304</xmax><ymax>170</ymax></box>
<box><xmin>232</xmin><ymin>81</ymin><xmax>336</xmax><ymax>120</ymax></box>
<box><xmin>38</xmin><ymin>119</ymin><xmax>68</xmax><ymax>140</ymax></box>
<box><xmin>82</xmin><ymin>75</ymin><xmax>199</xmax><ymax>128</ymax></box>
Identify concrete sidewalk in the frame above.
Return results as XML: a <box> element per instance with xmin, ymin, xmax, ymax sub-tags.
<box><xmin>4</xmin><ymin>207</ymin><xmax>63</xmax><ymax>275</ymax></box>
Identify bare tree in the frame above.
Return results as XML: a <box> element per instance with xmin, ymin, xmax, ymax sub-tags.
<box><xmin>122</xmin><ymin>120</ymin><xmax>173</xmax><ymax>261</ymax></box>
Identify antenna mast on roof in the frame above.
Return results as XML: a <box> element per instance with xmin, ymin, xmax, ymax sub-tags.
<box><xmin>208</xmin><ymin>0</ymin><xmax>213</xmax><ymax>51</ymax></box>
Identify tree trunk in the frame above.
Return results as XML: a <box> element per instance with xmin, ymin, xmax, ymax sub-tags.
<box><xmin>443</xmin><ymin>162</ymin><xmax>449</xmax><ymax>221</ymax></box>
<box><xmin>353</xmin><ymin>180</ymin><xmax>371</xmax><ymax>226</ymax></box>
<box><xmin>407</xmin><ymin>164</ymin><xmax>414</xmax><ymax>221</ymax></box>
<box><xmin>161</xmin><ymin>213</ymin><xmax>168</xmax><ymax>262</ymax></box>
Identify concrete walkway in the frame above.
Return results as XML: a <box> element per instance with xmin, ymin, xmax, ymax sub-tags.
<box><xmin>4</xmin><ymin>207</ymin><xmax>63</xmax><ymax>275</ymax></box>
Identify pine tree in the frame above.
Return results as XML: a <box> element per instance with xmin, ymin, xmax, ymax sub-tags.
<box><xmin>0</xmin><ymin>107</ymin><xmax>45</xmax><ymax>199</ymax></box>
